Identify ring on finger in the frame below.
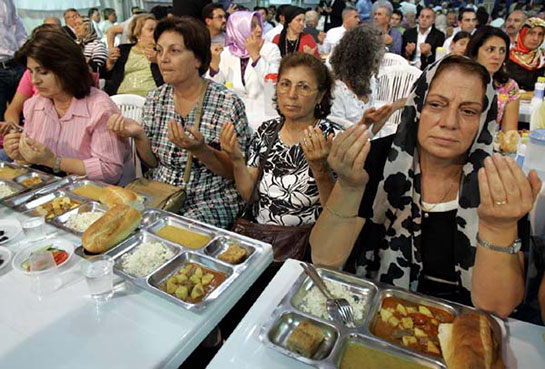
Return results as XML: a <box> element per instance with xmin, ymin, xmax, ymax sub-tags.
<box><xmin>495</xmin><ymin>200</ymin><xmax>508</xmax><ymax>206</ymax></box>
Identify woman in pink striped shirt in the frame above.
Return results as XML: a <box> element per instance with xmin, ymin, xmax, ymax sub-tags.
<box><xmin>3</xmin><ymin>28</ymin><xmax>134</xmax><ymax>184</ymax></box>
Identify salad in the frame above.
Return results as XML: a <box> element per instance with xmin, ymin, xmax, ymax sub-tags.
<box><xmin>21</xmin><ymin>245</ymin><xmax>69</xmax><ymax>272</ymax></box>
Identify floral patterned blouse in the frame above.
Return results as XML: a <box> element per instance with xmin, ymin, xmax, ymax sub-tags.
<box><xmin>496</xmin><ymin>78</ymin><xmax>520</xmax><ymax>126</ymax></box>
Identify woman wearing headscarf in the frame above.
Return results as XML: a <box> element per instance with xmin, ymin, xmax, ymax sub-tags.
<box><xmin>74</xmin><ymin>16</ymin><xmax>108</xmax><ymax>73</ymax></box>
<box><xmin>208</xmin><ymin>11</ymin><xmax>281</xmax><ymax>102</ymax></box>
<box><xmin>506</xmin><ymin>17</ymin><xmax>545</xmax><ymax>91</ymax></box>
<box><xmin>273</xmin><ymin>6</ymin><xmax>320</xmax><ymax>57</ymax></box>
<box><xmin>311</xmin><ymin>55</ymin><xmax>542</xmax><ymax>319</ymax></box>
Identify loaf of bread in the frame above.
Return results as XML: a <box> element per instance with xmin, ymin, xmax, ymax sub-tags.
<box><xmin>498</xmin><ymin>130</ymin><xmax>520</xmax><ymax>154</ymax></box>
<box><xmin>82</xmin><ymin>204</ymin><xmax>142</xmax><ymax>254</ymax></box>
<box><xmin>438</xmin><ymin>312</ymin><xmax>504</xmax><ymax>369</ymax></box>
<box><xmin>99</xmin><ymin>186</ymin><xmax>145</xmax><ymax>211</ymax></box>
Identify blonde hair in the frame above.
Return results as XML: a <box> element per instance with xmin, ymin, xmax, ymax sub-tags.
<box><xmin>129</xmin><ymin>13</ymin><xmax>156</xmax><ymax>43</ymax></box>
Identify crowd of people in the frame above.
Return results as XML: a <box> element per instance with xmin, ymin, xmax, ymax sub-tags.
<box><xmin>1</xmin><ymin>2</ymin><xmax>545</xmax><ymax>363</ymax></box>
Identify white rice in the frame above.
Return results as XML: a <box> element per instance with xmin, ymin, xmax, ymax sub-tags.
<box><xmin>121</xmin><ymin>241</ymin><xmax>175</xmax><ymax>278</ymax></box>
<box><xmin>65</xmin><ymin>212</ymin><xmax>103</xmax><ymax>233</ymax></box>
<box><xmin>299</xmin><ymin>280</ymin><xmax>366</xmax><ymax>323</ymax></box>
<box><xmin>0</xmin><ymin>184</ymin><xmax>15</xmax><ymax>199</ymax></box>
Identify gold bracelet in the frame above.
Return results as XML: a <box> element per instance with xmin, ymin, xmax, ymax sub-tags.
<box><xmin>324</xmin><ymin>205</ymin><xmax>357</xmax><ymax>219</ymax></box>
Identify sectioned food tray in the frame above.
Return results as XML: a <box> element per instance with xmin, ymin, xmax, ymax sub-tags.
<box><xmin>260</xmin><ymin>264</ymin><xmax>493</xmax><ymax>369</ymax></box>
<box><xmin>0</xmin><ymin>161</ymin><xmax>58</xmax><ymax>203</ymax></box>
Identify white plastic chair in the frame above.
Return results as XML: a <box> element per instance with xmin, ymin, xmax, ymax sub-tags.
<box><xmin>111</xmin><ymin>94</ymin><xmax>146</xmax><ymax>178</ymax></box>
<box><xmin>374</xmin><ymin>64</ymin><xmax>422</xmax><ymax>138</ymax></box>
<box><xmin>380</xmin><ymin>52</ymin><xmax>409</xmax><ymax>68</ymax></box>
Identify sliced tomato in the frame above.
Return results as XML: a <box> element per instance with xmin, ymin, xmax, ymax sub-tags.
<box><xmin>52</xmin><ymin>250</ymin><xmax>68</xmax><ymax>265</ymax></box>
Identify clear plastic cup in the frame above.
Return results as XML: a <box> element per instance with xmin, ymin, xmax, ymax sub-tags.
<box><xmin>29</xmin><ymin>250</ymin><xmax>62</xmax><ymax>296</ymax></box>
<box><xmin>21</xmin><ymin>210</ymin><xmax>46</xmax><ymax>242</ymax></box>
<box><xmin>82</xmin><ymin>255</ymin><xmax>114</xmax><ymax>302</ymax></box>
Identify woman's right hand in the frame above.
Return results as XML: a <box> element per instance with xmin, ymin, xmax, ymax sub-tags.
<box><xmin>3</xmin><ymin>131</ymin><xmax>24</xmax><ymax>161</ymax></box>
<box><xmin>210</xmin><ymin>43</ymin><xmax>223</xmax><ymax>71</ymax></box>
<box><xmin>220</xmin><ymin>122</ymin><xmax>244</xmax><ymax>162</ymax></box>
<box><xmin>107</xmin><ymin>114</ymin><xmax>144</xmax><ymax>139</ymax></box>
<box><xmin>327</xmin><ymin>124</ymin><xmax>371</xmax><ymax>192</ymax></box>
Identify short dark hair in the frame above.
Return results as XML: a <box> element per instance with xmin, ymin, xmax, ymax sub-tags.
<box><xmin>434</xmin><ymin>55</ymin><xmax>490</xmax><ymax>99</ymax></box>
<box><xmin>453</xmin><ymin>31</ymin><xmax>471</xmax><ymax>43</ymax></box>
<box><xmin>465</xmin><ymin>25</ymin><xmax>511</xmax><ymax>85</ymax></box>
<box><xmin>154</xmin><ymin>16</ymin><xmax>211</xmax><ymax>76</ymax></box>
<box><xmin>276</xmin><ymin>53</ymin><xmax>333</xmax><ymax>119</ymax></box>
<box><xmin>202</xmin><ymin>3</ymin><xmax>224</xmax><ymax>21</ymax></box>
<box><xmin>63</xmin><ymin>8</ymin><xmax>77</xmax><ymax>17</ymax></box>
<box><xmin>393</xmin><ymin>9</ymin><xmax>403</xmax><ymax>21</ymax></box>
<box><xmin>16</xmin><ymin>28</ymin><xmax>93</xmax><ymax>99</ymax></box>
<box><xmin>150</xmin><ymin>5</ymin><xmax>170</xmax><ymax>21</ymax></box>
<box><xmin>459</xmin><ymin>8</ymin><xmax>476</xmax><ymax>21</ymax></box>
<box><xmin>103</xmin><ymin>8</ymin><xmax>115</xmax><ymax>21</ymax></box>
<box><xmin>254</xmin><ymin>6</ymin><xmax>268</xmax><ymax>15</ymax></box>
<box><xmin>88</xmin><ymin>8</ymin><xmax>99</xmax><ymax>18</ymax></box>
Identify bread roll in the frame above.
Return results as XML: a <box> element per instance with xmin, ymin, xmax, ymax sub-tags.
<box><xmin>498</xmin><ymin>130</ymin><xmax>520</xmax><ymax>154</ymax></box>
<box><xmin>438</xmin><ymin>313</ymin><xmax>504</xmax><ymax>369</ymax></box>
<box><xmin>99</xmin><ymin>186</ymin><xmax>144</xmax><ymax>210</ymax></box>
<box><xmin>82</xmin><ymin>204</ymin><xmax>142</xmax><ymax>254</ymax></box>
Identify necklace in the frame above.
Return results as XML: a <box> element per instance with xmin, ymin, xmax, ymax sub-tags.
<box><xmin>421</xmin><ymin>170</ymin><xmax>462</xmax><ymax>218</ymax></box>
<box><xmin>285</xmin><ymin>36</ymin><xmax>300</xmax><ymax>55</ymax></box>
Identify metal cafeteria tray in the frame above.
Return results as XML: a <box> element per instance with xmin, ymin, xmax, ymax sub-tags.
<box><xmin>13</xmin><ymin>170</ymin><xmax>56</xmax><ymax>189</ymax></box>
<box><xmin>0</xmin><ymin>179</ymin><xmax>25</xmax><ymax>200</ymax></box>
<box><xmin>49</xmin><ymin>201</ymin><xmax>108</xmax><ymax>236</ymax></box>
<box><xmin>0</xmin><ymin>161</ymin><xmax>57</xmax><ymax>201</ymax></box>
<box><xmin>260</xmin><ymin>264</ymin><xmax>488</xmax><ymax>369</ymax></box>
<box><xmin>76</xmin><ymin>208</ymin><xmax>270</xmax><ymax>311</ymax></box>
<box><xmin>0</xmin><ymin>161</ymin><xmax>28</xmax><ymax>180</ymax></box>
<box><xmin>2</xmin><ymin>176</ymin><xmax>75</xmax><ymax>208</ymax></box>
<box><xmin>15</xmin><ymin>190</ymin><xmax>87</xmax><ymax>219</ymax></box>
<box><xmin>61</xmin><ymin>179</ymin><xmax>108</xmax><ymax>201</ymax></box>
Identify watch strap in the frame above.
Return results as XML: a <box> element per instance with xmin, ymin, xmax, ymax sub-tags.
<box><xmin>53</xmin><ymin>156</ymin><xmax>62</xmax><ymax>174</ymax></box>
<box><xmin>476</xmin><ymin>233</ymin><xmax>521</xmax><ymax>254</ymax></box>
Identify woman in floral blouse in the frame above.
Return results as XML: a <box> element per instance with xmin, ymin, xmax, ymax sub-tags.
<box><xmin>108</xmin><ymin>17</ymin><xmax>250</xmax><ymax>229</ymax></box>
<box><xmin>466</xmin><ymin>26</ymin><xmax>520</xmax><ymax>132</ymax></box>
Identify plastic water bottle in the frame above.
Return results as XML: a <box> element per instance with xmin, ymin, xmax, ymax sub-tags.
<box><xmin>515</xmin><ymin>132</ymin><xmax>528</xmax><ymax>168</ymax></box>
<box><xmin>530</xmin><ymin>77</ymin><xmax>545</xmax><ymax>129</ymax></box>
<box><xmin>522</xmin><ymin>129</ymin><xmax>545</xmax><ymax>180</ymax></box>
<box><xmin>264</xmin><ymin>73</ymin><xmax>277</xmax><ymax>117</ymax></box>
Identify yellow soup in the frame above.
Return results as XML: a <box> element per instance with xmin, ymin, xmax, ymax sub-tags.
<box><xmin>72</xmin><ymin>185</ymin><xmax>104</xmax><ymax>202</ymax></box>
<box><xmin>0</xmin><ymin>167</ymin><xmax>26</xmax><ymax>180</ymax></box>
<box><xmin>340</xmin><ymin>343</ymin><xmax>435</xmax><ymax>369</ymax></box>
<box><xmin>157</xmin><ymin>225</ymin><xmax>211</xmax><ymax>249</ymax></box>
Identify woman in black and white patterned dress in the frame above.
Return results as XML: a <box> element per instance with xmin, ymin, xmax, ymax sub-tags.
<box><xmin>221</xmin><ymin>53</ymin><xmax>342</xmax><ymax>228</ymax></box>
<box><xmin>311</xmin><ymin>55</ymin><xmax>542</xmax><ymax>318</ymax></box>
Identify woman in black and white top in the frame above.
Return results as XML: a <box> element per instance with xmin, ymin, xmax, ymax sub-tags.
<box><xmin>221</xmin><ymin>53</ymin><xmax>342</xmax><ymax>227</ymax></box>
<box><xmin>74</xmin><ymin>16</ymin><xmax>108</xmax><ymax>73</ymax></box>
<box><xmin>311</xmin><ymin>55</ymin><xmax>542</xmax><ymax>318</ymax></box>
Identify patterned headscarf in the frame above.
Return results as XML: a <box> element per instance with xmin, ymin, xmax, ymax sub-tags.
<box><xmin>225</xmin><ymin>11</ymin><xmax>262</xmax><ymax>59</ymax></box>
<box><xmin>77</xmin><ymin>16</ymin><xmax>98</xmax><ymax>45</ymax></box>
<box><xmin>357</xmin><ymin>55</ymin><xmax>498</xmax><ymax>294</ymax></box>
<box><xmin>509</xmin><ymin>17</ymin><xmax>545</xmax><ymax>71</ymax></box>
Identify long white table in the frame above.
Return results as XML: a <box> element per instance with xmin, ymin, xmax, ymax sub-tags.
<box><xmin>208</xmin><ymin>259</ymin><xmax>545</xmax><ymax>369</ymax></box>
<box><xmin>0</xmin><ymin>206</ymin><xmax>272</xmax><ymax>369</ymax></box>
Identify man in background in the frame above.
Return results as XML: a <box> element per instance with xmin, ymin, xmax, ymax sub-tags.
<box><xmin>391</xmin><ymin>9</ymin><xmax>406</xmax><ymax>34</ymax></box>
<box><xmin>322</xmin><ymin>7</ymin><xmax>360</xmax><ymax>54</ymax></box>
<box><xmin>319</xmin><ymin>0</ymin><xmax>346</xmax><ymax>32</ymax></box>
<box><xmin>443</xmin><ymin>8</ymin><xmax>477</xmax><ymax>52</ymax></box>
<box><xmin>202</xmin><ymin>3</ymin><xmax>227</xmax><ymax>46</ymax></box>
<box><xmin>43</xmin><ymin>17</ymin><xmax>62</xmax><ymax>26</ymax></box>
<box><xmin>356</xmin><ymin>0</ymin><xmax>373</xmax><ymax>22</ymax></box>
<box><xmin>373</xmin><ymin>0</ymin><xmax>402</xmax><ymax>55</ymax></box>
<box><xmin>303</xmin><ymin>10</ymin><xmax>323</xmax><ymax>44</ymax></box>
<box><xmin>265</xmin><ymin>5</ymin><xmax>288</xmax><ymax>43</ymax></box>
<box><xmin>504</xmin><ymin>9</ymin><xmax>526</xmax><ymax>46</ymax></box>
<box><xmin>63</xmin><ymin>8</ymin><xmax>79</xmax><ymax>39</ymax></box>
<box><xmin>255</xmin><ymin>7</ymin><xmax>274</xmax><ymax>34</ymax></box>
<box><xmin>403</xmin><ymin>7</ymin><xmax>445</xmax><ymax>70</ymax></box>
<box><xmin>88</xmin><ymin>7</ymin><xmax>102</xmax><ymax>38</ymax></box>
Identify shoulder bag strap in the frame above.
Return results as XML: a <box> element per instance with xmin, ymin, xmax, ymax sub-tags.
<box><xmin>182</xmin><ymin>79</ymin><xmax>210</xmax><ymax>185</ymax></box>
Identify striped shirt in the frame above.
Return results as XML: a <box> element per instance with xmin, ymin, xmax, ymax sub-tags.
<box><xmin>23</xmin><ymin>87</ymin><xmax>134</xmax><ymax>184</ymax></box>
<box><xmin>82</xmin><ymin>39</ymin><xmax>107</xmax><ymax>72</ymax></box>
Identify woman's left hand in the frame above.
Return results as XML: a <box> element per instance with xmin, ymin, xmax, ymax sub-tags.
<box><xmin>168</xmin><ymin>119</ymin><xmax>205</xmax><ymax>153</ymax></box>
<box><xmin>18</xmin><ymin>133</ymin><xmax>55</xmax><ymax>167</ymax></box>
<box><xmin>478</xmin><ymin>154</ymin><xmax>542</xmax><ymax>232</ymax></box>
<box><xmin>144</xmin><ymin>44</ymin><xmax>157</xmax><ymax>64</ymax></box>
<box><xmin>303</xmin><ymin>45</ymin><xmax>317</xmax><ymax>55</ymax></box>
<box><xmin>302</xmin><ymin>126</ymin><xmax>333</xmax><ymax>175</ymax></box>
<box><xmin>244</xmin><ymin>34</ymin><xmax>263</xmax><ymax>61</ymax></box>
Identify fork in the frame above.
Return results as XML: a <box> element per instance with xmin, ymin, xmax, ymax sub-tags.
<box><xmin>300</xmin><ymin>263</ymin><xmax>354</xmax><ymax>324</ymax></box>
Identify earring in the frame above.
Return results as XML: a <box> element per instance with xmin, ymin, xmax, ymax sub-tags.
<box><xmin>314</xmin><ymin>103</ymin><xmax>322</xmax><ymax>117</ymax></box>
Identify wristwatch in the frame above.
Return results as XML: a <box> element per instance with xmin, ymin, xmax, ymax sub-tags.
<box><xmin>53</xmin><ymin>156</ymin><xmax>62</xmax><ymax>174</ymax></box>
<box><xmin>476</xmin><ymin>233</ymin><xmax>521</xmax><ymax>254</ymax></box>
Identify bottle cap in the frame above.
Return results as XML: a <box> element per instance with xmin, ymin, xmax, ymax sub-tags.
<box><xmin>538</xmin><ymin>77</ymin><xmax>545</xmax><ymax>83</ymax></box>
<box><xmin>225</xmin><ymin>82</ymin><xmax>233</xmax><ymax>88</ymax></box>
<box><xmin>265</xmin><ymin>73</ymin><xmax>278</xmax><ymax>82</ymax></box>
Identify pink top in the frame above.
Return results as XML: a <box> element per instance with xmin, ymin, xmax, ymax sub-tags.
<box><xmin>23</xmin><ymin>87</ymin><xmax>134</xmax><ymax>184</ymax></box>
<box><xmin>16</xmin><ymin>70</ymin><xmax>38</xmax><ymax>97</ymax></box>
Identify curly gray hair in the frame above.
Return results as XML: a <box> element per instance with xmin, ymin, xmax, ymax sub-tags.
<box><xmin>329</xmin><ymin>23</ymin><xmax>384</xmax><ymax>98</ymax></box>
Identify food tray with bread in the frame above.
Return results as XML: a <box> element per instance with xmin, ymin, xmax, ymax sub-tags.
<box><xmin>2</xmin><ymin>176</ymin><xmax>75</xmax><ymax>208</ymax></box>
<box><xmin>15</xmin><ymin>190</ymin><xmax>85</xmax><ymax>219</ymax></box>
<box><xmin>260</xmin><ymin>264</ymin><xmax>505</xmax><ymax>369</ymax></box>
<box><xmin>49</xmin><ymin>201</ymin><xmax>109</xmax><ymax>236</ymax></box>
<box><xmin>61</xmin><ymin>179</ymin><xmax>152</xmax><ymax>209</ymax></box>
<box><xmin>0</xmin><ymin>161</ymin><xmax>57</xmax><ymax>201</ymax></box>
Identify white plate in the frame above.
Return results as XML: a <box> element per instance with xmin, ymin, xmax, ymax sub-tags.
<box><xmin>0</xmin><ymin>219</ymin><xmax>23</xmax><ymax>245</ymax></box>
<box><xmin>0</xmin><ymin>246</ymin><xmax>12</xmax><ymax>272</ymax></box>
<box><xmin>12</xmin><ymin>239</ymin><xmax>75</xmax><ymax>275</ymax></box>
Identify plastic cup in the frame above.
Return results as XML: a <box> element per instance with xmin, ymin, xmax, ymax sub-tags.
<box><xmin>21</xmin><ymin>210</ymin><xmax>46</xmax><ymax>242</ymax></box>
<box><xmin>29</xmin><ymin>250</ymin><xmax>62</xmax><ymax>296</ymax></box>
<box><xmin>82</xmin><ymin>255</ymin><xmax>114</xmax><ymax>302</ymax></box>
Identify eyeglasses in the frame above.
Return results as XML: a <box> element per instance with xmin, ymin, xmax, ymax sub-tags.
<box><xmin>213</xmin><ymin>15</ymin><xmax>226</xmax><ymax>20</ymax></box>
<box><xmin>277</xmin><ymin>80</ymin><xmax>318</xmax><ymax>96</ymax></box>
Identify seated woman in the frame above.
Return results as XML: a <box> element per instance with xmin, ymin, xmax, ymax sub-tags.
<box><xmin>3</xmin><ymin>28</ymin><xmax>133</xmax><ymax>185</ymax></box>
<box><xmin>273</xmin><ymin>6</ymin><xmax>320</xmax><ymax>58</ymax></box>
<box><xmin>310</xmin><ymin>55</ymin><xmax>542</xmax><ymax>318</ymax></box>
<box><xmin>104</xmin><ymin>13</ymin><xmax>164</xmax><ymax>97</ymax></box>
<box><xmin>220</xmin><ymin>53</ymin><xmax>341</xmax><ymax>259</ymax></box>
<box><xmin>449</xmin><ymin>31</ymin><xmax>471</xmax><ymax>56</ymax></box>
<box><xmin>466</xmin><ymin>26</ymin><xmax>520</xmax><ymax>132</ymax></box>
<box><xmin>74</xmin><ymin>16</ymin><xmax>108</xmax><ymax>73</ymax></box>
<box><xmin>108</xmin><ymin>16</ymin><xmax>250</xmax><ymax>229</ymax></box>
<box><xmin>208</xmin><ymin>11</ymin><xmax>280</xmax><ymax>101</ymax></box>
<box><xmin>506</xmin><ymin>17</ymin><xmax>545</xmax><ymax>91</ymax></box>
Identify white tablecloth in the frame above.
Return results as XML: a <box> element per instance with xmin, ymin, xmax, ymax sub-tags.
<box><xmin>208</xmin><ymin>259</ymin><xmax>545</xmax><ymax>369</ymax></box>
<box><xmin>0</xmin><ymin>206</ymin><xmax>272</xmax><ymax>369</ymax></box>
